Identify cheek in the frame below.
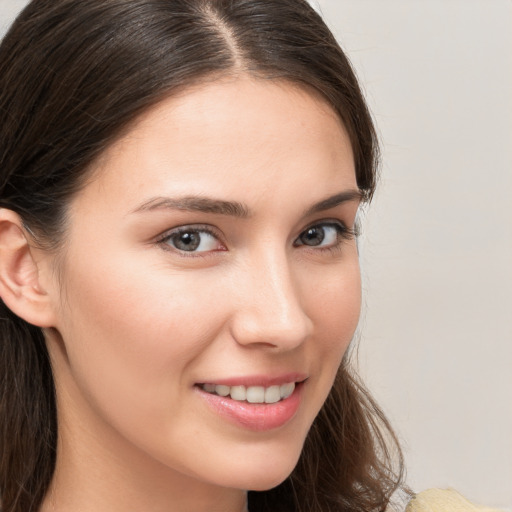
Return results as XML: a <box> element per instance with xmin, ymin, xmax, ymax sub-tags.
<box><xmin>305</xmin><ymin>257</ymin><xmax>361</xmax><ymax>350</ymax></box>
<box><xmin>304</xmin><ymin>257</ymin><xmax>360</xmax><ymax>396</ymax></box>
<box><xmin>55</xmin><ymin>254</ymin><xmax>230</xmax><ymax>420</ymax></box>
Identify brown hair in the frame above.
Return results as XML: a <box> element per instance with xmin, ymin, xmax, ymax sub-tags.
<box><xmin>0</xmin><ymin>1</ymin><xmax>405</xmax><ymax>511</ymax></box>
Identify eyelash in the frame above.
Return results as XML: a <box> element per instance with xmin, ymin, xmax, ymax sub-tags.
<box><xmin>156</xmin><ymin>224</ymin><xmax>224</xmax><ymax>257</ymax></box>
<box><xmin>293</xmin><ymin>221</ymin><xmax>356</xmax><ymax>253</ymax></box>
<box><xmin>156</xmin><ymin>220</ymin><xmax>356</xmax><ymax>257</ymax></box>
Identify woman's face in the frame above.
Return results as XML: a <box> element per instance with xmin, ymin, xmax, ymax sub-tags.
<box><xmin>46</xmin><ymin>77</ymin><xmax>361</xmax><ymax>493</ymax></box>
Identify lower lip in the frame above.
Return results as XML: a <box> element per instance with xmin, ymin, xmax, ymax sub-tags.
<box><xmin>196</xmin><ymin>383</ymin><xmax>303</xmax><ymax>431</ymax></box>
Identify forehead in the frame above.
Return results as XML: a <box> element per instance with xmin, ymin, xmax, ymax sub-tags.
<box><xmin>78</xmin><ymin>77</ymin><xmax>356</xmax><ymax>211</ymax></box>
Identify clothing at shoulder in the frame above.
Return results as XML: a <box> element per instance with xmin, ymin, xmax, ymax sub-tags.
<box><xmin>406</xmin><ymin>488</ymin><xmax>504</xmax><ymax>512</ymax></box>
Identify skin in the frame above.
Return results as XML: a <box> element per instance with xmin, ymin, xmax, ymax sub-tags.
<box><xmin>27</xmin><ymin>77</ymin><xmax>361</xmax><ymax>512</ymax></box>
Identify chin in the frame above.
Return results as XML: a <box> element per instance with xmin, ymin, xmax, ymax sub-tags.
<box><xmin>216</xmin><ymin>447</ymin><xmax>303</xmax><ymax>492</ymax></box>
<box><xmin>247</xmin><ymin>474</ymin><xmax>293</xmax><ymax>492</ymax></box>
<box><xmin>229</xmin><ymin>470</ymin><xmax>295</xmax><ymax>492</ymax></box>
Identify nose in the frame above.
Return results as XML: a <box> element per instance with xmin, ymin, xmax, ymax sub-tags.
<box><xmin>229</xmin><ymin>249</ymin><xmax>313</xmax><ymax>351</ymax></box>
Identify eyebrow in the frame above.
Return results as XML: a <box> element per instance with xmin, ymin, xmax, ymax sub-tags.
<box><xmin>131</xmin><ymin>196</ymin><xmax>250</xmax><ymax>217</ymax></box>
<box><xmin>131</xmin><ymin>189</ymin><xmax>362</xmax><ymax>218</ymax></box>
<box><xmin>302</xmin><ymin>189</ymin><xmax>363</xmax><ymax>216</ymax></box>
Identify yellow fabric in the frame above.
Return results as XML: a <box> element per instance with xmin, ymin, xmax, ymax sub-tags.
<box><xmin>406</xmin><ymin>488</ymin><xmax>503</xmax><ymax>512</ymax></box>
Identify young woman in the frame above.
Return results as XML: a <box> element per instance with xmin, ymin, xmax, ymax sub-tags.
<box><xmin>0</xmin><ymin>1</ymin><xmax>406</xmax><ymax>511</ymax></box>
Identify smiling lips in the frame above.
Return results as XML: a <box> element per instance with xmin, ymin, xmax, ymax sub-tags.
<box><xmin>200</xmin><ymin>382</ymin><xmax>295</xmax><ymax>404</ymax></box>
<box><xmin>197</xmin><ymin>377</ymin><xmax>304</xmax><ymax>431</ymax></box>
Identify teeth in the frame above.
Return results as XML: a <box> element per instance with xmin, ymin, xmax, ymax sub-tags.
<box><xmin>203</xmin><ymin>383</ymin><xmax>216</xmax><ymax>393</ymax></box>
<box><xmin>246</xmin><ymin>386</ymin><xmax>265</xmax><ymax>403</ymax></box>
<box><xmin>201</xmin><ymin>382</ymin><xmax>296</xmax><ymax>403</ymax></box>
<box><xmin>215</xmin><ymin>385</ymin><xmax>230</xmax><ymax>397</ymax></box>
<box><xmin>264</xmin><ymin>385</ymin><xmax>281</xmax><ymax>404</ymax></box>
<box><xmin>230</xmin><ymin>385</ymin><xmax>246</xmax><ymax>401</ymax></box>
<box><xmin>280</xmin><ymin>382</ymin><xmax>295</xmax><ymax>399</ymax></box>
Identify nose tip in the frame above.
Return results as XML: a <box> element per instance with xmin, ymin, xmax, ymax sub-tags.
<box><xmin>229</xmin><ymin>262</ymin><xmax>312</xmax><ymax>351</ymax></box>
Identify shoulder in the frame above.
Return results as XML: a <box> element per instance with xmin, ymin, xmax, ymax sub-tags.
<box><xmin>406</xmin><ymin>488</ymin><xmax>504</xmax><ymax>512</ymax></box>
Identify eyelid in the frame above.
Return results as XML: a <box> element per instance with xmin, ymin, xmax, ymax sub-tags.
<box><xmin>295</xmin><ymin>219</ymin><xmax>355</xmax><ymax>241</ymax></box>
<box><xmin>155</xmin><ymin>224</ymin><xmax>226</xmax><ymax>254</ymax></box>
<box><xmin>292</xmin><ymin>219</ymin><xmax>357</xmax><ymax>254</ymax></box>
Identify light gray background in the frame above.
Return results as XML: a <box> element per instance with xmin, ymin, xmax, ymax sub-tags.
<box><xmin>2</xmin><ymin>0</ymin><xmax>511</xmax><ymax>509</ymax></box>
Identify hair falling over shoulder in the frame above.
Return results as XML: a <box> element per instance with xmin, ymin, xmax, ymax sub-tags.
<box><xmin>0</xmin><ymin>1</ymin><xmax>406</xmax><ymax>511</ymax></box>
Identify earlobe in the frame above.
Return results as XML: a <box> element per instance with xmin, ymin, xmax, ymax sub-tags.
<box><xmin>0</xmin><ymin>209</ymin><xmax>56</xmax><ymax>328</ymax></box>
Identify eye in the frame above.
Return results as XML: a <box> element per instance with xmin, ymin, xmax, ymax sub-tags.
<box><xmin>159</xmin><ymin>226</ymin><xmax>223</xmax><ymax>253</ymax></box>
<box><xmin>294</xmin><ymin>222</ymin><xmax>349</xmax><ymax>249</ymax></box>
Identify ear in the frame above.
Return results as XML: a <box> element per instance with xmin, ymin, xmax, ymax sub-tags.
<box><xmin>0</xmin><ymin>209</ymin><xmax>57</xmax><ymax>328</ymax></box>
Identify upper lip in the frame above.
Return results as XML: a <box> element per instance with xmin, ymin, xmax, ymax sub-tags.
<box><xmin>197</xmin><ymin>372</ymin><xmax>308</xmax><ymax>388</ymax></box>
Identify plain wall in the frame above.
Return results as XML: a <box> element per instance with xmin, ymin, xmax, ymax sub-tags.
<box><xmin>1</xmin><ymin>0</ymin><xmax>511</xmax><ymax>509</ymax></box>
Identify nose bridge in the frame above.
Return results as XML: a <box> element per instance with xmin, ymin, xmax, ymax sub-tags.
<box><xmin>231</xmin><ymin>243</ymin><xmax>312</xmax><ymax>349</ymax></box>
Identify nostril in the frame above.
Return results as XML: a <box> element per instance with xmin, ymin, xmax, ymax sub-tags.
<box><xmin>229</xmin><ymin>312</ymin><xmax>311</xmax><ymax>350</ymax></box>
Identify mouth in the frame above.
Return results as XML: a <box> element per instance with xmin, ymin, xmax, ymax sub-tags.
<box><xmin>198</xmin><ymin>382</ymin><xmax>296</xmax><ymax>404</ymax></box>
<box><xmin>196</xmin><ymin>378</ymin><xmax>305</xmax><ymax>431</ymax></box>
